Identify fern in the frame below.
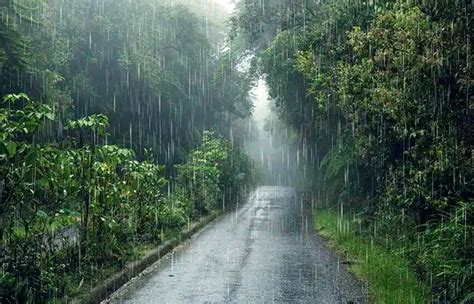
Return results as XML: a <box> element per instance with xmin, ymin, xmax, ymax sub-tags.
<box><xmin>320</xmin><ymin>137</ymin><xmax>359</xmax><ymax>180</ymax></box>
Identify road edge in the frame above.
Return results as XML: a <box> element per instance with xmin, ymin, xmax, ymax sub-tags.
<box><xmin>69</xmin><ymin>213</ymin><xmax>220</xmax><ymax>304</ymax></box>
<box><xmin>313</xmin><ymin>209</ymin><xmax>431</xmax><ymax>303</ymax></box>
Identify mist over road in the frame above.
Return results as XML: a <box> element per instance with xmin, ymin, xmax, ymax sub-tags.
<box><xmin>107</xmin><ymin>186</ymin><xmax>367</xmax><ymax>303</ymax></box>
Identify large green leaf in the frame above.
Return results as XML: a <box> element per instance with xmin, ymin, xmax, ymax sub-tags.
<box><xmin>6</xmin><ymin>141</ymin><xmax>16</xmax><ymax>158</ymax></box>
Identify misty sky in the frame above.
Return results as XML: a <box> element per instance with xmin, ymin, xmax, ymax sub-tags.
<box><xmin>219</xmin><ymin>0</ymin><xmax>235</xmax><ymax>12</ymax></box>
<box><xmin>251</xmin><ymin>79</ymin><xmax>271</xmax><ymax>130</ymax></box>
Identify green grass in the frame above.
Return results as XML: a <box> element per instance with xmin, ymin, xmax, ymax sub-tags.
<box><xmin>314</xmin><ymin>209</ymin><xmax>431</xmax><ymax>303</ymax></box>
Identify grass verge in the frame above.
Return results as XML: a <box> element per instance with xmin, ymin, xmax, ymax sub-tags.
<box><xmin>314</xmin><ymin>209</ymin><xmax>430</xmax><ymax>303</ymax></box>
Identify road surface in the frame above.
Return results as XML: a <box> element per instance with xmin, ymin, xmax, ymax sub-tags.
<box><xmin>106</xmin><ymin>186</ymin><xmax>367</xmax><ymax>303</ymax></box>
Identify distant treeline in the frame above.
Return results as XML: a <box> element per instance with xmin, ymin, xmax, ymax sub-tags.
<box><xmin>232</xmin><ymin>0</ymin><xmax>473</xmax><ymax>301</ymax></box>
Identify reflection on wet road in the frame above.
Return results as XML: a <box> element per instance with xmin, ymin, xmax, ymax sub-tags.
<box><xmin>107</xmin><ymin>186</ymin><xmax>367</xmax><ymax>303</ymax></box>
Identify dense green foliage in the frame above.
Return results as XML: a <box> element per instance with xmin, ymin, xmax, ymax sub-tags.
<box><xmin>177</xmin><ymin>131</ymin><xmax>254</xmax><ymax>216</ymax></box>
<box><xmin>0</xmin><ymin>0</ymin><xmax>256</xmax><ymax>302</ymax></box>
<box><xmin>2</xmin><ymin>0</ymin><xmax>472</xmax><ymax>301</ymax></box>
<box><xmin>0</xmin><ymin>0</ymin><xmax>252</xmax><ymax>164</ymax></box>
<box><xmin>0</xmin><ymin>94</ymin><xmax>254</xmax><ymax>302</ymax></box>
<box><xmin>233</xmin><ymin>0</ymin><xmax>472</xmax><ymax>301</ymax></box>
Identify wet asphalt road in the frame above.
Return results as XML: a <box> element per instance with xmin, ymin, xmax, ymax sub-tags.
<box><xmin>107</xmin><ymin>186</ymin><xmax>367</xmax><ymax>303</ymax></box>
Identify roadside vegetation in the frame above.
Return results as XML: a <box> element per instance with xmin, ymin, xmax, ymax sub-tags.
<box><xmin>315</xmin><ymin>209</ymin><xmax>429</xmax><ymax>303</ymax></box>
<box><xmin>0</xmin><ymin>0</ymin><xmax>255</xmax><ymax>302</ymax></box>
<box><xmin>232</xmin><ymin>0</ymin><xmax>472</xmax><ymax>301</ymax></box>
<box><xmin>0</xmin><ymin>93</ymin><xmax>254</xmax><ymax>302</ymax></box>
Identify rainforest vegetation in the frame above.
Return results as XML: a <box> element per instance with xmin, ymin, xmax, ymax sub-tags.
<box><xmin>1</xmin><ymin>0</ymin><xmax>473</xmax><ymax>302</ymax></box>
<box><xmin>231</xmin><ymin>0</ymin><xmax>472</xmax><ymax>302</ymax></box>
<box><xmin>0</xmin><ymin>0</ymin><xmax>254</xmax><ymax>302</ymax></box>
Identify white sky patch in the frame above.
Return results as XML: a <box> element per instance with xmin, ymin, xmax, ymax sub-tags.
<box><xmin>219</xmin><ymin>0</ymin><xmax>235</xmax><ymax>13</ymax></box>
<box><xmin>251</xmin><ymin>78</ymin><xmax>271</xmax><ymax>130</ymax></box>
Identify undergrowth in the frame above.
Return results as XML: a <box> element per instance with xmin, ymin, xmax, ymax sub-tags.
<box><xmin>314</xmin><ymin>209</ymin><xmax>430</xmax><ymax>303</ymax></box>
